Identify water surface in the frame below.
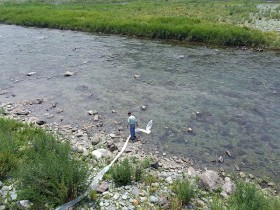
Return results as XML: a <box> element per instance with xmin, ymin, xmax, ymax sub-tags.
<box><xmin>0</xmin><ymin>25</ymin><xmax>279</xmax><ymax>185</ymax></box>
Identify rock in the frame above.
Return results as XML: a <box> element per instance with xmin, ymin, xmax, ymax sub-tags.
<box><xmin>218</xmin><ymin>156</ymin><xmax>224</xmax><ymax>163</ymax></box>
<box><xmin>187</xmin><ymin>166</ymin><xmax>197</xmax><ymax>178</ymax></box>
<box><xmin>16</xmin><ymin>111</ymin><xmax>29</xmax><ymax>115</ymax></box>
<box><xmin>187</xmin><ymin>127</ymin><xmax>193</xmax><ymax>133</ymax></box>
<box><xmin>235</xmin><ymin>165</ymin><xmax>240</xmax><ymax>171</ymax></box>
<box><xmin>96</xmin><ymin>122</ymin><xmax>103</xmax><ymax>127</ymax></box>
<box><xmin>88</xmin><ymin>110</ymin><xmax>95</xmax><ymax>115</ymax></box>
<box><xmin>122</xmin><ymin>194</ymin><xmax>128</xmax><ymax>200</ymax></box>
<box><xmin>239</xmin><ymin>172</ymin><xmax>246</xmax><ymax>178</ymax></box>
<box><xmin>225</xmin><ymin>150</ymin><xmax>232</xmax><ymax>157</ymax></box>
<box><xmin>93</xmin><ymin>114</ymin><xmax>99</xmax><ymax>121</ymax></box>
<box><xmin>113</xmin><ymin>194</ymin><xmax>120</xmax><ymax>200</ymax></box>
<box><xmin>149</xmin><ymin>196</ymin><xmax>158</xmax><ymax>204</ymax></box>
<box><xmin>26</xmin><ymin>72</ymin><xmax>36</xmax><ymax>76</ymax></box>
<box><xmin>112</xmin><ymin>109</ymin><xmax>116</xmax><ymax>113</ymax></box>
<box><xmin>96</xmin><ymin>182</ymin><xmax>109</xmax><ymax>193</ymax></box>
<box><xmin>159</xmin><ymin>195</ymin><xmax>169</xmax><ymax>208</ymax></box>
<box><xmin>109</xmin><ymin>133</ymin><xmax>121</xmax><ymax>138</ymax></box>
<box><xmin>141</xmin><ymin>105</ymin><xmax>146</xmax><ymax>110</ymax></box>
<box><xmin>0</xmin><ymin>181</ymin><xmax>3</xmax><ymax>188</ymax></box>
<box><xmin>108</xmin><ymin>144</ymin><xmax>118</xmax><ymax>152</ymax></box>
<box><xmin>64</xmin><ymin>71</ymin><xmax>74</xmax><ymax>76</ymax></box>
<box><xmin>163</xmin><ymin>152</ymin><xmax>166</xmax><ymax>156</ymax></box>
<box><xmin>33</xmin><ymin>98</ymin><xmax>43</xmax><ymax>104</ymax></box>
<box><xmin>248</xmin><ymin>174</ymin><xmax>255</xmax><ymax>179</ymax></box>
<box><xmin>220</xmin><ymin>191</ymin><xmax>229</xmax><ymax>198</ymax></box>
<box><xmin>36</xmin><ymin>120</ymin><xmax>46</xmax><ymax>125</ymax></box>
<box><xmin>199</xmin><ymin>170</ymin><xmax>223</xmax><ymax>192</ymax></box>
<box><xmin>195</xmin><ymin>199</ymin><xmax>205</xmax><ymax>207</ymax></box>
<box><xmin>134</xmin><ymin>75</ymin><xmax>140</xmax><ymax>78</ymax></box>
<box><xmin>0</xmin><ymin>205</ymin><xmax>5</xmax><ymax>210</ymax></box>
<box><xmin>150</xmin><ymin>161</ymin><xmax>159</xmax><ymax>169</ymax></box>
<box><xmin>165</xmin><ymin>177</ymin><xmax>173</xmax><ymax>184</ymax></box>
<box><xmin>90</xmin><ymin>136</ymin><xmax>100</xmax><ymax>145</ymax></box>
<box><xmin>268</xmin><ymin>182</ymin><xmax>275</xmax><ymax>187</ymax></box>
<box><xmin>92</xmin><ymin>149</ymin><xmax>111</xmax><ymax>159</ymax></box>
<box><xmin>118</xmin><ymin>126</ymin><xmax>124</xmax><ymax>131</ymax></box>
<box><xmin>18</xmin><ymin>200</ymin><xmax>33</xmax><ymax>209</ymax></box>
<box><xmin>221</xmin><ymin>177</ymin><xmax>235</xmax><ymax>195</ymax></box>
<box><xmin>131</xmin><ymin>199</ymin><xmax>139</xmax><ymax>206</ymax></box>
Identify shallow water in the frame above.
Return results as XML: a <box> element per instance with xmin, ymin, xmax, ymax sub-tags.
<box><xmin>0</xmin><ymin>24</ymin><xmax>279</xmax><ymax>185</ymax></box>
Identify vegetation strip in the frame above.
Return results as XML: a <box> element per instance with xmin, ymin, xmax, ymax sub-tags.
<box><xmin>0</xmin><ymin>0</ymin><xmax>279</xmax><ymax>48</ymax></box>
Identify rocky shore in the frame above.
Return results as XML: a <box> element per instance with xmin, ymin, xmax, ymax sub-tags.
<box><xmin>0</xmin><ymin>101</ymin><xmax>278</xmax><ymax>210</ymax></box>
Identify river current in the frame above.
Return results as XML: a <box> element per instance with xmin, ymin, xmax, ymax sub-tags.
<box><xmin>0</xmin><ymin>24</ymin><xmax>279</xmax><ymax>185</ymax></box>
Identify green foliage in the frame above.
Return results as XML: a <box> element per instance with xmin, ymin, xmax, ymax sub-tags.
<box><xmin>0</xmin><ymin>117</ymin><xmax>89</xmax><ymax>208</ymax></box>
<box><xmin>134</xmin><ymin>165</ymin><xmax>142</xmax><ymax>182</ymax></box>
<box><xmin>142</xmin><ymin>173</ymin><xmax>157</xmax><ymax>185</ymax></box>
<box><xmin>89</xmin><ymin>190</ymin><xmax>98</xmax><ymax>201</ymax></box>
<box><xmin>0</xmin><ymin>107</ymin><xmax>5</xmax><ymax>115</ymax></box>
<box><xmin>173</xmin><ymin>179</ymin><xmax>195</xmax><ymax>205</ymax></box>
<box><xmin>228</xmin><ymin>180</ymin><xmax>270</xmax><ymax>210</ymax></box>
<box><xmin>210</xmin><ymin>197</ymin><xmax>227</xmax><ymax>210</ymax></box>
<box><xmin>0</xmin><ymin>0</ymin><xmax>278</xmax><ymax>48</ymax></box>
<box><xmin>112</xmin><ymin>158</ymin><xmax>132</xmax><ymax>186</ymax></box>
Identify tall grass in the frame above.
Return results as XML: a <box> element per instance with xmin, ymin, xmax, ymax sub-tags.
<box><xmin>0</xmin><ymin>0</ymin><xmax>278</xmax><ymax>48</ymax></box>
<box><xmin>228</xmin><ymin>180</ymin><xmax>280</xmax><ymax>210</ymax></box>
<box><xmin>0</xmin><ymin>117</ymin><xmax>89</xmax><ymax>208</ymax></box>
<box><xmin>173</xmin><ymin>179</ymin><xmax>195</xmax><ymax>205</ymax></box>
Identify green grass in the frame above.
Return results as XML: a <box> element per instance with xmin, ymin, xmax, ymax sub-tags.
<box><xmin>228</xmin><ymin>180</ymin><xmax>280</xmax><ymax>210</ymax></box>
<box><xmin>111</xmin><ymin>158</ymin><xmax>132</xmax><ymax>186</ymax></box>
<box><xmin>173</xmin><ymin>179</ymin><xmax>195</xmax><ymax>205</ymax></box>
<box><xmin>0</xmin><ymin>117</ymin><xmax>89</xmax><ymax>208</ymax></box>
<box><xmin>0</xmin><ymin>0</ymin><xmax>279</xmax><ymax>48</ymax></box>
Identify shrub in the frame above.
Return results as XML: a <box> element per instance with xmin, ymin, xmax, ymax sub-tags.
<box><xmin>228</xmin><ymin>180</ymin><xmax>269</xmax><ymax>210</ymax></box>
<box><xmin>173</xmin><ymin>179</ymin><xmax>195</xmax><ymax>205</ymax></box>
<box><xmin>112</xmin><ymin>158</ymin><xmax>132</xmax><ymax>186</ymax></box>
<box><xmin>0</xmin><ymin>117</ymin><xmax>89</xmax><ymax>208</ymax></box>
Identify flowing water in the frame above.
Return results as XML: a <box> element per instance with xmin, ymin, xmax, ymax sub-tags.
<box><xmin>1</xmin><ymin>24</ymin><xmax>280</xmax><ymax>186</ymax></box>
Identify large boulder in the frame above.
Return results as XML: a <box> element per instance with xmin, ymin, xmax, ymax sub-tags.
<box><xmin>199</xmin><ymin>170</ymin><xmax>223</xmax><ymax>192</ymax></box>
<box><xmin>221</xmin><ymin>177</ymin><xmax>236</xmax><ymax>195</ymax></box>
<box><xmin>92</xmin><ymin>149</ymin><xmax>111</xmax><ymax>159</ymax></box>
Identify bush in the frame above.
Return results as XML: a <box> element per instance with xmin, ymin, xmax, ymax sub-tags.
<box><xmin>112</xmin><ymin>158</ymin><xmax>132</xmax><ymax>186</ymax></box>
<box><xmin>0</xmin><ymin>117</ymin><xmax>89</xmax><ymax>208</ymax></box>
<box><xmin>173</xmin><ymin>179</ymin><xmax>195</xmax><ymax>205</ymax></box>
<box><xmin>228</xmin><ymin>180</ymin><xmax>269</xmax><ymax>210</ymax></box>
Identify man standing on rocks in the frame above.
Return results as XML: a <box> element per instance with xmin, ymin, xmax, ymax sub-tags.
<box><xmin>127</xmin><ymin>111</ymin><xmax>138</xmax><ymax>140</ymax></box>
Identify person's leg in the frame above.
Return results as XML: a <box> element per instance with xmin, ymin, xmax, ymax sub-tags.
<box><xmin>130</xmin><ymin>124</ymin><xmax>136</xmax><ymax>140</ymax></box>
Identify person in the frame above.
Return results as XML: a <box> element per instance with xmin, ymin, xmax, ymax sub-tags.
<box><xmin>127</xmin><ymin>112</ymin><xmax>138</xmax><ymax>140</ymax></box>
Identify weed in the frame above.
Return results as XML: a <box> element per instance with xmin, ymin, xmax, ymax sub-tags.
<box><xmin>228</xmin><ymin>180</ymin><xmax>269</xmax><ymax>210</ymax></box>
<box><xmin>112</xmin><ymin>158</ymin><xmax>132</xmax><ymax>186</ymax></box>
<box><xmin>173</xmin><ymin>179</ymin><xmax>195</xmax><ymax>205</ymax></box>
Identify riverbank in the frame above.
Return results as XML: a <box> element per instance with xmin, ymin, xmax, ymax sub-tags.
<box><xmin>0</xmin><ymin>0</ymin><xmax>279</xmax><ymax>49</ymax></box>
<box><xmin>0</xmin><ymin>101</ymin><xmax>279</xmax><ymax>209</ymax></box>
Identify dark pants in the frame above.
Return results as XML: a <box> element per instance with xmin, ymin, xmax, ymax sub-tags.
<box><xmin>130</xmin><ymin>124</ymin><xmax>136</xmax><ymax>139</ymax></box>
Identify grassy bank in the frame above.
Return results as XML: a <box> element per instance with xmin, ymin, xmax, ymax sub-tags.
<box><xmin>0</xmin><ymin>0</ymin><xmax>279</xmax><ymax>48</ymax></box>
<box><xmin>0</xmin><ymin>116</ymin><xmax>88</xmax><ymax>208</ymax></box>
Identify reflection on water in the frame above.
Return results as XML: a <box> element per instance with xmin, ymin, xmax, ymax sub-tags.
<box><xmin>0</xmin><ymin>24</ymin><xmax>280</xmax><ymax>185</ymax></box>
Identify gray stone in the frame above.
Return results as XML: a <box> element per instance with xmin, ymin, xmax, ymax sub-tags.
<box><xmin>18</xmin><ymin>200</ymin><xmax>33</xmax><ymax>209</ymax></box>
<box><xmin>222</xmin><ymin>177</ymin><xmax>235</xmax><ymax>195</ymax></box>
<box><xmin>96</xmin><ymin>182</ymin><xmax>109</xmax><ymax>193</ymax></box>
<box><xmin>26</xmin><ymin>72</ymin><xmax>36</xmax><ymax>76</ymax></box>
<box><xmin>199</xmin><ymin>170</ymin><xmax>223</xmax><ymax>192</ymax></box>
<box><xmin>149</xmin><ymin>196</ymin><xmax>158</xmax><ymax>204</ymax></box>
<box><xmin>188</xmin><ymin>166</ymin><xmax>197</xmax><ymax>178</ymax></box>
<box><xmin>64</xmin><ymin>71</ymin><xmax>74</xmax><ymax>76</ymax></box>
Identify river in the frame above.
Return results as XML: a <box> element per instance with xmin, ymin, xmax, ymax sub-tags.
<box><xmin>0</xmin><ymin>24</ymin><xmax>279</xmax><ymax>186</ymax></box>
